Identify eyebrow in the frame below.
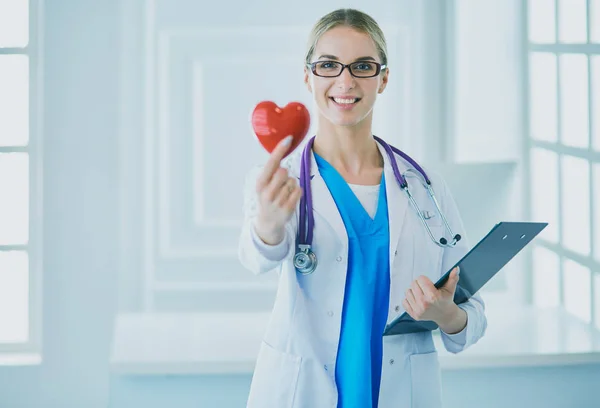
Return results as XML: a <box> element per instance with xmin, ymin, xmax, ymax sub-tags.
<box><xmin>317</xmin><ymin>54</ymin><xmax>377</xmax><ymax>62</ymax></box>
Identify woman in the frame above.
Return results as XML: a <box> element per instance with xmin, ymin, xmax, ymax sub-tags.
<box><xmin>238</xmin><ymin>8</ymin><xmax>487</xmax><ymax>408</ymax></box>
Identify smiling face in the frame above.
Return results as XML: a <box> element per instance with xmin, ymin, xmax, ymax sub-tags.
<box><xmin>304</xmin><ymin>25</ymin><xmax>389</xmax><ymax>129</ymax></box>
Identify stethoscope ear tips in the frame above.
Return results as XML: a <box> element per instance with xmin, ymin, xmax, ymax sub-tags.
<box><xmin>439</xmin><ymin>234</ymin><xmax>461</xmax><ymax>247</ymax></box>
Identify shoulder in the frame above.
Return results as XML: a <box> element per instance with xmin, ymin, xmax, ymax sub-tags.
<box><xmin>386</xmin><ymin>148</ymin><xmax>453</xmax><ymax>205</ymax></box>
<box><xmin>419</xmin><ymin>164</ymin><xmax>452</xmax><ymax>201</ymax></box>
<box><xmin>419</xmin><ymin>165</ymin><xmax>448</xmax><ymax>191</ymax></box>
<box><xmin>385</xmin><ymin>147</ymin><xmax>447</xmax><ymax>188</ymax></box>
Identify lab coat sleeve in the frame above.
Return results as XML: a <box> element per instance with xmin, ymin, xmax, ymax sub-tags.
<box><xmin>250</xmin><ymin>223</ymin><xmax>291</xmax><ymax>261</ymax></box>
<box><xmin>237</xmin><ymin>164</ymin><xmax>297</xmax><ymax>275</ymax></box>
<box><xmin>435</xmin><ymin>173</ymin><xmax>488</xmax><ymax>354</ymax></box>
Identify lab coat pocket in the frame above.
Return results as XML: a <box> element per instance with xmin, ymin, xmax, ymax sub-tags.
<box><xmin>409</xmin><ymin>351</ymin><xmax>443</xmax><ymax>408</ymax></box>
<box><xmin>247</xmin><ymin>340</ymin><xmax>302</xmax><ymax>408</ymax></box>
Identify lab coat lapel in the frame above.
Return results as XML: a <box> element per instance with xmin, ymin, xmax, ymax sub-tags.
<box><xmin>376</xmin><ymin>141</ymin><xmax>409</xmax><ymax>272</ymax></box>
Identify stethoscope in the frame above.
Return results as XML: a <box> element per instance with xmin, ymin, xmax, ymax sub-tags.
<box><xmin>293</xmin><ymin>135</ymin><xmax>462</xmax><ymax>275</ymax></box>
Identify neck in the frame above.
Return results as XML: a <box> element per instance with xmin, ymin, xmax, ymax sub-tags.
<box><xmin>312</xmin><ymin>117</ymin><xmax>382</xmax><ymax>176</ymax></box>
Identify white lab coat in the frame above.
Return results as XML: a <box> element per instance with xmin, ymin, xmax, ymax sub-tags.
<box><xmin>238</xmin><ymin>140</ymin><xmax>487</xmax><ymax>408</ymax></box>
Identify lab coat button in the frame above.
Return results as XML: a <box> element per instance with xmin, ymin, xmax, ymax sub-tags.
<box><xmin>327</xmin><ymin>311</ymin><xmax>334</xmax><ymax>317</ymax></box>
<box><xmin>394</xmin><ymin>250</ymin><xmax>398</xmax><ymax>256</ymax></box>
<box><xmin>389</xmin><ymin>359</ymin><xmax>395</xmax><ymax>365</ymax></box>
<box><xmin>395</xmin><ymin>305</ymin><xmax>400</xmax><ymax>312</ymax></box>
<box><xmin>336</xmin><ymin>256</ymin><xmax>342</xmax><ymax>262</ymax></box>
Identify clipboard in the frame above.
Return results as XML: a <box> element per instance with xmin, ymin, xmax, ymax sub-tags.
<box><xmin>382</xmin><ymin>221</ymin><xmax>548</xmax><ymax>336</ymax></box>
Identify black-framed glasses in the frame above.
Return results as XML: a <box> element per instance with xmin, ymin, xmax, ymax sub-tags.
<box><xmin>307</xmin><ymin>60</ymin><xmax>386</xmax><ymax>78</ymax></box>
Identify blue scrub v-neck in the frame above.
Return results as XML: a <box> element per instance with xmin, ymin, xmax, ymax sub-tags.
<box><xmin>314</xmin><ymin>153</ymin><xmax>391</xmax><ymax>408</ymax></box>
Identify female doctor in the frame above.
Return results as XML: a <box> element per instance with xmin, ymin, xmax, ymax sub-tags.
<box><xmin>238</xmin><ymin>8</ymin><xmax>487</xmax><ymax>408</ymax></box>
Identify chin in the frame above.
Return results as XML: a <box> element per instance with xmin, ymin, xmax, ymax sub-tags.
<box><xmin>326</xmin><ymin>111</ymin><xmax>370</xmax><ymax>128</ymax></box>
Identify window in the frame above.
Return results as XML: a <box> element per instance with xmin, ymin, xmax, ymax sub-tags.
<box><xmin>0</xmin><ymin>0</ymin><xmax>41</xmax><ymax>354</ymax></box>
<box><xmin>527</xmin><ymin>0</ymin><xmax>600</xmax><ymax>330</ymax></box>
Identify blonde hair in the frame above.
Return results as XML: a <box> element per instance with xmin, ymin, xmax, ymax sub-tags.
<box><xmin>305</xmin><ymin>8</ymin><xmax>388</xmax><ymax>67</ymax></box>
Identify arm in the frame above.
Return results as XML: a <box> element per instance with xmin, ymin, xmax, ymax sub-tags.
<box><xmin>436</xmin><ymin>174</ymin><xmax>488</xmax><ymax>354</ymax></box>
<box><xmin>238</xmin><ymin>165</ymin><xmax>298</xmax><ymax>275</ymax></box>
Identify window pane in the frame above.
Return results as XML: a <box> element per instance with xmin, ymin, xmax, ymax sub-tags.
<box><xmin>595</xmin><ymin>273</ymin><xmax>600</xmax><ymax>330</ymax></box>
<box><xmin>0</xmin><ymin>153</ymin><xmax>29</xmax><ymax>245</ymax></box>
<box><xmin>563</xmin><ymin>259</ymin><xmax>591</xmax><ymax>323</ymax></box>
<box><xmin>530</xmin><ymin>148</ymin><xmax>559</xmax><ymax>242</ymax></box>
<box><xmin>532</xmin><ymin>246</ymin><xmax>560</xmax><ymax>307</ymax></box>
<box><xmin>561</xmin><ymin>155</ymin><xmax>591</xmax><ymax>255</ymax></box>
<box><xmin>594</xmin><ymin>164</ymin><xmax>600</xmax><ymax>261</ymax></box>
<box><xmin>0</xmin><ymin>55</ymin><xmax>29</xmax><ymax>146</ymax></box>
<box><xmin>592</xmin><ymin>0</ymin><xmax>600</xmax><ymax>43</ymax></box>
<box><xmin>559</xmin><ymin>55</ymin><xmax>589</xmax><ymax>148</ymax></box>
<box><xmin>0</xmin><ymin>0</ymin><xmax>28</xmax><ymax>48</ymax></box>
<box><xmin>558</xmin><ymin>0</ymin><xmax>588</xmax><ymax>43</ymax></box>
<box><xmin>0</xmin><ymin>251</ymin><xmax>28</xmax><ymax>343</ymax></box>
<box><xmin>528</xmin><ymin>0</ymin><xmax>556</xmax><ymax>43</ymax></box>
<box><xmin>529</xmin><ymin>53</ymin><xmax>558</xmax><ymax>143</ymax></box>
<box><xmin>592</xmin><ymin>57</ymin><xmax>600</xmax><ymax>151</ymax></box>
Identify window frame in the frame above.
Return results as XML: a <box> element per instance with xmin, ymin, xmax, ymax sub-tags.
<box><xmin>524</xmin><ymin>0</ymin><xmax>600</xmax><ymax>328</ymax></box>
<box><xmin>0</xmin><ymin>0</ymin><xmax>43</xmax><ymax>355</ymax></box>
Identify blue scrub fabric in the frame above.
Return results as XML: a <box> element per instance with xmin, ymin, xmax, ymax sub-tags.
<box><xmin>314</xmin><ymin>153</ymin><xmax>391</xmax><ymax>408</ymax></box>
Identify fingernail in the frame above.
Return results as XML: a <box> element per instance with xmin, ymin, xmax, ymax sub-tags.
<box><xmin>282</xmin><ymin>136</ymin><xmax>293</xmax><ymax>146</ymax></box>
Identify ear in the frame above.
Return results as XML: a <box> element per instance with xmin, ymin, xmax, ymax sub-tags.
<box><xmin>304</xmin><ymin>66</ymin><xmax>313</xmax><ymax>93</ymax></box>
<box><xmin>378</xmin><ymin>68</ymin><xmax>389</xmax><ymax>94</ymax></box>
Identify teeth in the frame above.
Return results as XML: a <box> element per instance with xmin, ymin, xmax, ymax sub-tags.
<box><xmin>333</xmin><ymin>97</ymin><xmax>357</xmax><ymax>104</ymax></box>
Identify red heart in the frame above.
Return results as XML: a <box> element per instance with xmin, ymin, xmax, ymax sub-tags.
<box><xmin>251</xmin><ymin>101</ymin><xmax>311</xmax><ymax>157</ymax></box>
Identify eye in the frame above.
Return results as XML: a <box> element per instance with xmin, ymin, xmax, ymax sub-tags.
<box><xmin>354</xmin><ymin>62</ymin><xmax>375</xmax><ymax>71</ymax></box>
<box><xmin>318</xmin><ymin>61</ymin><xmax>338</xmax><ymax>70</ymax></box>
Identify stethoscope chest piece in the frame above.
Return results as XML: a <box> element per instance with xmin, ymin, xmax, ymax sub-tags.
<box><xmin>294</xmin><ymin>244</ymin><xmax>318</xmax><ymax>275</ymax></box>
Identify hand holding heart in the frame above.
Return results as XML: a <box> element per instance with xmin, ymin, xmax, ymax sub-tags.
<box><xmin>402</xmin><ymin>267</ymin><xmax>460</xmax><ymax>325</ymax></box>
<box><xmin>253</xmin><ymin>136</ymin><xmax>303</xmax><ymax>246</ymax></box>
<box><xmin>250</xmin><ymin>101</ymin><xmax>310</xmax><ymax>246</ymax></box>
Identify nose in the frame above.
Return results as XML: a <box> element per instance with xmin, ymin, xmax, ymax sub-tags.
<box><xmin>336</xmin><ymin>66</ymin><xmax>355</xmax><ymax>90</ymax></box>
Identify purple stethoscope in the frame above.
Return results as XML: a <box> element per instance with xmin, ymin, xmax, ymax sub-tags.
<box><xmin>293</xmin><ymin>135</ymin><xmax>462</xmax><ymax>275</ymax></box>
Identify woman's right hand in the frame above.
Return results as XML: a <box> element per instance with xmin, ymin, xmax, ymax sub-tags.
<box><xmin>253</xmin><ymin>136</ymin><xmax>303</xmax><ymax>245</ymax></box>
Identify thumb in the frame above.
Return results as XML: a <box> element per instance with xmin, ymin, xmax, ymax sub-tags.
<box><xmin>444</xmin><ymin>267</ymin><xmax>460</xmax><ymax>290</ymax></box>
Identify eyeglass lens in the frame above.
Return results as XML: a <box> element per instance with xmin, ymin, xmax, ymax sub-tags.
<box><xmin>313</xmin><ymin>61</ymin><xmax>379</xmax><ymax>77</ymax></box>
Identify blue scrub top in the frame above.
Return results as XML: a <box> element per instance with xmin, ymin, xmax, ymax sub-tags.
<box><xmin>314</xmin><ymin>153</ymin><xmax>391</xmax><ymax>408</ymax></box>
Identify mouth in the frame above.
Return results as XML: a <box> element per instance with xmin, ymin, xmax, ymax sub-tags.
<box><xmin>329</xmin><ymin>97</ymin><xmax>361</xmax><ymax>106</ymax></box>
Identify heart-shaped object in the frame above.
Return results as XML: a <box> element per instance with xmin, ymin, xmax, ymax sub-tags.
<box><xmin>251</xmin><ymin>101</ymin><xmax>311</xmax><ymax>157</ymax></box>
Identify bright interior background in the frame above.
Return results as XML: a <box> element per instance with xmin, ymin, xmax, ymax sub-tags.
<box><xmin>1</xmin><ymin>0</ymin><xmax>600</xmax><ymax>407</ymax></box>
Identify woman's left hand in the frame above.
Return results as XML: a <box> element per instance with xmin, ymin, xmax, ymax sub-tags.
<box><xmin>402</xmin><ymin>267</ymin><xmax>460</xmax><ymax>326</ymax></box>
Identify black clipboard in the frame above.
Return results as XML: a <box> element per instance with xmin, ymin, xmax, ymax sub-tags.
<box><xmin>382</xmin><ymin>221</ymin><xmax>548</xmax><ymax>336</ymax></box>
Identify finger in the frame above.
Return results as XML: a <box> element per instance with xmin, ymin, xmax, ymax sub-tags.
<box><xmin>263</xmin><ymin>168</ymin><xmax>289</xmax><ymax>202</ymax></box>
<box><xmin>402</xmin><ymin>299</ymin><xmax>414</xmax><ymax>317</ymax></box>
<box><xmin>445</xmin><ymin>267</ymin><xmax>460</xmax><ymax>287</ymax></box>
<box><xmin>405</xmin><ymin>288</ymin><xmax>417</xmax><ymax>310</ymax></box>
<box><xmin>411</xmin><ymin>280</ymin><xmax>425</xmax><ymax>299</ymax></box>
<box><xmin>283</xmin><ymin>185</ymin><xmax>302</xmax><ymax>211</ymax></box>
<box><xmin>415</xmin><ymin>276</ymin><xmax>437</xmax><ymax>300</ymax></box>
<box><xmin>274</xmin><ymin>177</ymin><xmax>296</xmax><ymax>206</ymax></box>
<box><xmin>257</xmin><ymin>136</ymin><xmax>293</xmax><ymax>189</ymax></box>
